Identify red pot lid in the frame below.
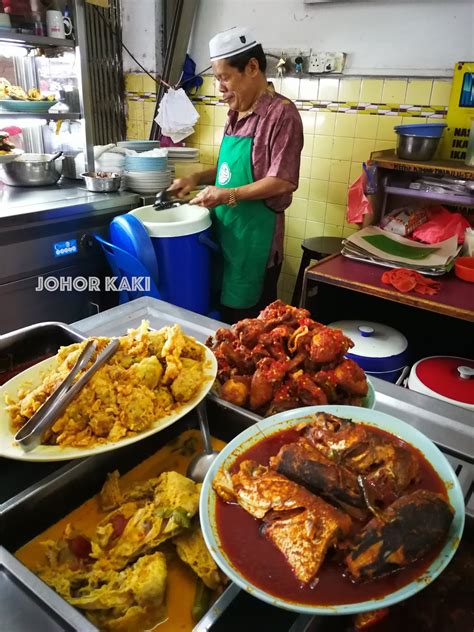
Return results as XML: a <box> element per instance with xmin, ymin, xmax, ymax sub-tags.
<box><xmin>414</xmin><ymin>356</ymin><xmax>474</xmax><ymax>405</ymax></box>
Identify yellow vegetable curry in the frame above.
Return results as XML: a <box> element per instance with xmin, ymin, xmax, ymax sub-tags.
<box><xmin>16</xmin><ymin>430</ymin><xmax>227</xmax><ymax>631</ymax></box>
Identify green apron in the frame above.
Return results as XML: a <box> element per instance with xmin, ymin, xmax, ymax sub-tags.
<box><xmin>214</xmin><ymin>134</ymin><xmax>276</xmax><ymax>309</ymax></box>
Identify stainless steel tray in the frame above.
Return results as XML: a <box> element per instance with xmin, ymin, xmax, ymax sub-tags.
<box><xmin>0</xmin><ymin>321</ymin><xmax>86</xmax><ymax>504</ymax></box>
<box><xmin>0</xmin><ymin>547</ymin><xmax>95</xmax><ymax>632</ymax></box>
<box><xmin>1</xmin><ymin>403</ymin><xmax>314</xmax><ymax>632</ymax></box>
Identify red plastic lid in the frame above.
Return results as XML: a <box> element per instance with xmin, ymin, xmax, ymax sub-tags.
<box><xmin>415</xmin><ymin>356</ymin><xmax>474</xmax><ymax>405</ymax></box>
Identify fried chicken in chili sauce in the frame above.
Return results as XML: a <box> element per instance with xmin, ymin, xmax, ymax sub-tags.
<box><xmin>206</xmin><ymin>300</ymin><xmax>368</xmax><ymax>415</ymax></box>
<box><xmin>213</xmin><ymin>460</ymin><xmax>352</xmax><ymax>583</ymax></box>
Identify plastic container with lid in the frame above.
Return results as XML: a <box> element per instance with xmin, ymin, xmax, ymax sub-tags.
<box><xmin>329</xmin><ymin>320</ymin><xmax>409</xmax><ymax>383</ymax></box>
<box><xmin>111</xmin><ymin>204</ymin><xmax>216</xmax><ymax>316</ymax></box>
<box><xmin>408</xmin><ymin>356</ymin><xmax>474</xmax><ymax>411</ymax></box>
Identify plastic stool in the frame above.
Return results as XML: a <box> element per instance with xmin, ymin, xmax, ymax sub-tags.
<box><xmin>291</xmin><ymin>236</ymin><xmax>343</xmax><ymax>306</ymax></box>
<box><xmin>94</xmin><ymin>234</ymin><xmax>161</xmax><ymax>304</ymax></box>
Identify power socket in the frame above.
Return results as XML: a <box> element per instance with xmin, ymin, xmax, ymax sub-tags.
<box><xmin>307</xmin><ymin>52</ymin><xmax>346</xmax><ymax>74</ymax></box>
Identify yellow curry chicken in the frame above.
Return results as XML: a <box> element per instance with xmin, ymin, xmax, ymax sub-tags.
<box><xmin>6</xmin><ymin>322</ymin><xmax>208</xmax><ymax>448</ymax></box>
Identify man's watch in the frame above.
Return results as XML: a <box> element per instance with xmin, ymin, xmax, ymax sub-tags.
<box><xmin>228</xmin><ymin>188</ymin><xmax>238</xmax><ymax>207</ymax></box>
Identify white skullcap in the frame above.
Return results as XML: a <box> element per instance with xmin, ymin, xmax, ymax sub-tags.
<box><xmin>209</xmin><ymin>26</ymin><xmax>259</xmax><ymax>62</ymax></box>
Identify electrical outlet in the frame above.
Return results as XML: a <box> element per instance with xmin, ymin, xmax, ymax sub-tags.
<box><xmin>265</xmin><ymin>48</ymin><xmax>311</xmax><ymax>76</ymax></box>
<box><xmin>308</xmin><ymin>52</ymin><xmax>346</xmax><ymax>74</ymax></box>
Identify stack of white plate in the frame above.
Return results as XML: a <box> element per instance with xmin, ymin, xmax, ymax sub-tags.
<box><xmin>167</xmin><ymin>147</ymin><xmax>199</xmax><ymax>162</ymax></box>
<box><xmin>123</xmin><ymin>152</ymin><xmax>171</xmax><ymax>194</ymax></box>
<box><xmin>124</xmin><ymin>169</ymin><xmax>172</xmax><ymax>194</ymax></box>
<box><xmin>124</xmin><ymin>155</ymin><xmax>168</xmax><ymax>172</ymax></box>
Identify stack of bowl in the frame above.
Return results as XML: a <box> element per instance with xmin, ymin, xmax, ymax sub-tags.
<box><xmin>123</xmin><ymin>150</ymin><xmax>171</xmax><ymax>195</ymax></box>
<box><xmin>117</xmin><ymin>140</ymin><xmax>161</xmax><ymax>153</ymax></box>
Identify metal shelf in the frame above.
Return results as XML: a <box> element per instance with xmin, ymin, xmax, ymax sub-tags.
<box><xmin>0</xmin><ymin>111</ymin><xmax>82</xmax><ymax>121</ymax></box>
<box><xmin>385</xmin><ymin>184</ymin><xmax>474</xmax><ymax>206</ymax></box>
<box><xmin>0</xmin><ymin>31</ymin><xmax>75</xmax><ymax>48</ymax></box>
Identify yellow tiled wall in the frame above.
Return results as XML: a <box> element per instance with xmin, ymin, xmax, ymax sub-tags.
<box><xmin>124</xmin><ymin>73</ymin><xmax>452</xmax><ymax>304</ymax></box>
<box><xmin>124</xmin><ymin>72</ymin><xmax>158</xmax><ymax>140</ymax></box>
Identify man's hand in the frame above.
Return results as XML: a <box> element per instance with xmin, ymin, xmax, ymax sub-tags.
<box><xmin>167</xmin><ymin>173</ymin><xmax>200</xmax><ymax>199</ymax></box>
<box><xmin>189</xmin><ymin>186</ymin><xmax>229</xmax><ymax>208</ymax></box>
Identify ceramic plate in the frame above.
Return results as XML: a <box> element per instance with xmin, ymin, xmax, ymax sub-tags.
<box><xmin>0</xmin><ymin>148</ymin><xmax>23</xmax><ymax>164</ymax></box>
<box><xmin>0</xmin><ymin>342</ymin><xmax>217</xmax><ymax>462</ymax></box>
<box><xmin>200</xmin><ymin>405</ymin><xmax>465</xmax><ymax>615</ymax></box>
<box><xmin>0</xmin><ymin>99</ymin><xmax>57</xmax><ymax>112</ymax></box>
<box><xmin>364</xmin><ymin>377</ymin><xmax>375</xmax><ymax>409</ymax></box>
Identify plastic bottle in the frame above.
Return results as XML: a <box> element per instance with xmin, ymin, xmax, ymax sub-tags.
<box><xmin>462</xmin><ymin>227</ymin><xmax>474</xmax><ymax>256</ymax></box>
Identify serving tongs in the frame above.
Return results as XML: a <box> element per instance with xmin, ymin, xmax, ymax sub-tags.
<box><xmin>14</xmin><ymin>338</ymin><xmax>120</xmax><ymax>452</ymax></box>
<box><xmin>153</xmin><ymin>189</ymin><xmax>192</xmax><ymax>210</ymax></box>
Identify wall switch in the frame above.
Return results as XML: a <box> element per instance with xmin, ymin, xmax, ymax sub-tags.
<box><xmin>307</xmin><ymin>52</ymin><xmax>346</xmax><ymax>74</ymax></box>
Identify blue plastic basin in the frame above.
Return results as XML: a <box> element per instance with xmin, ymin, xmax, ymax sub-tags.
<box><xmin>394</xmin><ymin>123</ymin><xmax>446</xmax><ymax>138</ymax></box>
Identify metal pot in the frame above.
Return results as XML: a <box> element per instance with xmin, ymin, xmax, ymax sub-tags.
<box><xmin>81</xmin><ymin>171</ymin><xmax>122</xmax><ymax>192</ymax></box>
<box><xmin>396</xmin><ymin>134</ymin><xmax>441</xmax><ymax>161</ymax></box>
<box><xmin>0</xmin><ymin>152</ymin><xmax>63</xmax><ymax>187</ymax></box>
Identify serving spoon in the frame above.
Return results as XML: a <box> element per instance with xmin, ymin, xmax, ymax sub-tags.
<box><xmin>187</xmin><ymin>401</ymin><xmax>219</xmax><ymax>483</ymax></box>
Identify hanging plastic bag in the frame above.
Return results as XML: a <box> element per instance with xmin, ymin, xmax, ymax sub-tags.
<box><xmin>412</xmin><ymin>206</ymin><xmax>470</xmax><ymax>245</ymax></box>
<box><xmin>155</xmin><ymin>88</ymin><xmax>199</xmax><ymax>143</ymax></box>
<box><xmin>346</xmin><ymin>172</ymin><xmax>374</xmax><ymax>225</ymax></box>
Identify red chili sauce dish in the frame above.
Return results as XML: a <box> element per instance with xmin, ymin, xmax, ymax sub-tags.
<box><xmin>214</xmin><ymin>413</ymin><xmax>454</xmax><ymax>606</ymax></box>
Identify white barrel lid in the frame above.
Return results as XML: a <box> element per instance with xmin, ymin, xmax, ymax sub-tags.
<box><xmin>130</xmin><ymin>204</ymin><xmax>211</xmax><ymax>237</ymax></box>
<box><xmin>329</xmin><ymin>320</ymin><xmax>408</xmax><ymax>359</ymax></box>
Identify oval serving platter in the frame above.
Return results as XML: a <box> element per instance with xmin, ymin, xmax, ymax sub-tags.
<box><xmin>0</xmin><ymin>342</ymin><xmax>217</xmax><ymax>462</ymax></box>
<box><xmin>200</xmin><ymin>405</ymin><xmax>465</xmax><ymax>616</ymax></box>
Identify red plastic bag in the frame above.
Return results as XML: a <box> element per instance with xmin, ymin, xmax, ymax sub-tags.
<box><xmin>346</xmin><ymin>174</ymin><xmax>374</xmax><ymax>225</ymax></box>
<box><xmin>412</xmin><ymin>206</ymin><xmax>469</xmax><ymax>245</ymax></box>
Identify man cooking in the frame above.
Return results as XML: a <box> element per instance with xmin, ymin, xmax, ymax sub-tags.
<box><xmin>168</xmin><ymin>26</ymin><xmax>303</xmax><ymax>323</ymax></box>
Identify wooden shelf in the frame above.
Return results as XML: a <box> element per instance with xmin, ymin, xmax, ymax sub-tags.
<box><xmin>371</xmin><ymin>149</ymin><xmax>474</xmax><ymax>180</ymax></box>
<box><xmin>0</xmin><ymin>31</ymin><xmax>74</xmax><ymax>48</ymax></box>
<box><xmin>305</xmin><ymin>254</ymin><xmax>474</xmax><ymax>322</ymax></box>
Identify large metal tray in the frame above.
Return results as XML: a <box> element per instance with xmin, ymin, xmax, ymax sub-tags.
<box><xmin>0</xmin><ymin>547</ymin><xmax>96</xmax><ymax>632</ymax></box>
<box><xmin>1</xmin><ymin>401</ymin><xmax>316</xmax><ymax>632</ymax></box>
<box><xmin>0</xmin><ymin>321</ymin><xmax>86</xmax><ymax>503</ymax></box>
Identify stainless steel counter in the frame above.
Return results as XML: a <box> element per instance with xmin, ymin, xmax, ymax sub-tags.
<box><xmin>0</xmin><ymin>179</ymin><xmax>140</xmax><ymax>225</ymax></box>
<box><xmin>0</xmin><ymin>297</ymin><xmax>472</xmax><ymax>632</ymax></box>
<box><xmin>0</xmin><ymin>180</ymin><xmax>142</xmax><ymax>332</ymax></box>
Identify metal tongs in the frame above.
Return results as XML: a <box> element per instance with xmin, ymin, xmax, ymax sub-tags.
<box><xmin>14</xmin><ymin>338</ymin><xmax>120</xmax><ymax>452</ymax></box>
<box><xmin>153</xmin><ymin>189</ymin><xmax>191</xmax><ymax>210</ymax></box>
